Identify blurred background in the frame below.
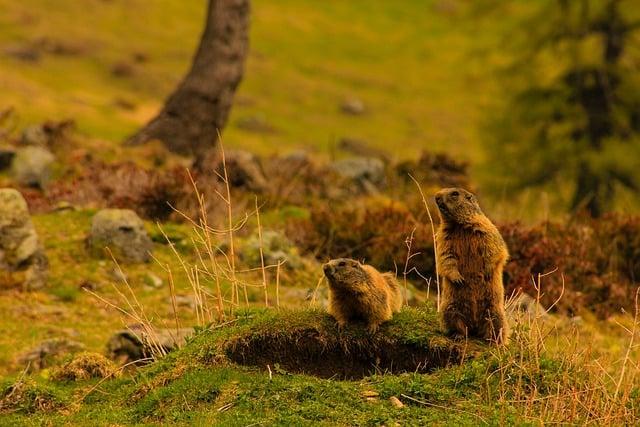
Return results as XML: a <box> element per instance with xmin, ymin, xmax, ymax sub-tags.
<box><xmin>1</xmin><ymin>0</ymin><xmax>637</xmax><ymax>218</ymax></box>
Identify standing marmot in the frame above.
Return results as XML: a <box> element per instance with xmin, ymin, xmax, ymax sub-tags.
<box><xmin>434</xmin><ymin>188</ymin><xmax>509</xmax><ymax>344</ymax></box>
<box><xmin>322</xmin><ymin>258</ymin><xmax>402</xmax><ymax>333</ymax></box>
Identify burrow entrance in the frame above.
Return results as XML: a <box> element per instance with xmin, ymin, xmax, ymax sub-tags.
<box><xmin>225</xmin><ymin>327</ymin><xmax>470</xmax><ymax>380</ymax></box>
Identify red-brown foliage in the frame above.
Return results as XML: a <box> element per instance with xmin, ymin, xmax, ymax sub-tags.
<box><xmin>290</xmin><ymin>200</ymin><xmax>640</xmax><ymax>318</ymax></box>
<box><xmin>501</xmin><ymin>215</ymin><xmax>640</xmax><ymax>317</ymax></box>
<box><xmin>287</xmin><ymin>198</ymin><xmax>435</xmax><ymax>280</ymax></box>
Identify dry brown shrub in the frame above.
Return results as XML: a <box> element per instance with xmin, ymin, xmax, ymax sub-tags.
<box><xmin>501</xmin><ymin>214</ymin><xmax>640</xmax><ymax>317</ymax></box>
<box><xmin>287</xmin><ymin>197</ymin><xmax>435</xmax><ymax>281</ymax></box>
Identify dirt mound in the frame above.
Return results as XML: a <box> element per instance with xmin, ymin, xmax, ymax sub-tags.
<box><xmin>226</xmin><ymin>328</ymin><xmax>467</xmax><ymax>380</ymax></box>
<box><xmin>223</xmin><ymin>309</ymin><xmax>475</xmax><ymax>380</ymax></box>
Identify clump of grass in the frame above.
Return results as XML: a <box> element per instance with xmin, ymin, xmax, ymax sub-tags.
<box><xmin>482</xmin><ymin>280</ymin><xmax>640</xmax><ymax>424</ymax></box>
<box><xmin>50</xmin><ymin>352</ymin><xmax>118</xmax><ymax>382</ymax></box>
<box><xmin>0</xmin><ymin>377</ymin><xmax>68</xmax><ymax>414</ymax></box>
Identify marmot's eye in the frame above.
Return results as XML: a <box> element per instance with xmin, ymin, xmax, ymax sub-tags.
<box><xmin>338</xmin><ymin>261</ymin><xmax>346</xmax><ymax>267</ymax></box>
<box><xmin>466</xmin><ymin>195</ymin><xmax>473</xmax><ymax>200</ymax></box>
<box><xmin>451</xmin><ymin>191</ymin><xmax>459</xmax><ymax>197</ymax></box>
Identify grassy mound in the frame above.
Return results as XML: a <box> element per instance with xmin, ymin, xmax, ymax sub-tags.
<box><xmin>2</xmin><ymin>306</ymin><xmax>636</xmax><ymax>425</ymax></box>
<box><xmin>224</xmin><ymin>308</ymin><xmax>475</xmax><ymax>379</ymax></box>
<box><xmin>0</xmin><ymin>306</ymin><xmax>491</xmax><ymax>425</ymax></box>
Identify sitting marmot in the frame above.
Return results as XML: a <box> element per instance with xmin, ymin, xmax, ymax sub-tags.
<box><xmin>435</xmin><ymin>187</ymin><xmax>510</xmax><ymax>344</ymax></box>
<box><xmin>322</xmin><ymin>258</ymin><xmax>402</xmax><ymax>333</ymax></box>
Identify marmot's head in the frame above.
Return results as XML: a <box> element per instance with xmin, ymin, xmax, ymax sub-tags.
<box><xmin>434</xmin><ymin>187</ymin><xmax>482</xmax><ymax>225</ymax></box>
<box><xmin>323</xmin><ymin>258</ymin><xmax>368</xmax><ymax>290</ymax></box>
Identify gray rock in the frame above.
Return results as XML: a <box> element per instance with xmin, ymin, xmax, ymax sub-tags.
<box><xmin>172</xmin><ymin>294</ymin><xmax>197</xmax><ymax>309</ymax></box>
<box><xmin>87</xmin><ymin>209</ymin><xmax>153</xmax><ymax>263</ymax></box>
<box><xmin>106</xmin><ymin>324</ymin><xmax>194</xmax><ymax>365</ymax></box>
<box><xmin>240</xmin><ymin>230</ymin><xmax>303</xmax><ymax>269</ymax></box>
<box><xmin>340</xmin><ymin>97</ymin><xmax>365</xmax><ymax>115</ymax></box>
<box><xmin>17</xmin><ymin>338</ymin><xmax>85</xmax><ymax>372</ymax></box>
<box><xmin>235</xmin><ymin>114</ymin><xmax>276</xmax><ymax>133</ymax></box>
<box><xmin>11</xmin><ymin>146</ymin><xmax>55</xmax><ymax>188</ymax></box>
<box><xmin>144</xmin><ymin>272</ymin><xmax>163</xmax><ymax>289</ymax></box>
<box><xmin>508</xmin><ymin>293</ymin><xmax>549</xmax><ymax>318</ymax></box>
<box><xmin>306</xmin><ymin>286</ymin><xmax>329</xmax><ymax>308</ymax></box>
<box><xmin>338</xmin><ymin>138</ymin><xmax>390</xmax><ymax>163</ymax></box>
<box><xmin>20</xmin><ymin>125</ymin><xmax>49</xmax><ymax>146</ymax></box>
<box><xmin>222</xmin><ymin>150</ymin><xmax>268</xmax><ymax>193</ymax></box>
<box><xmin>108</xmin><ymin>266</ymin><xmax>128</xmax><ymax>283</ymax></box>
<box><xmin>331</xmin><ymin>157</ymin><xmax>386</xmax><ymax>193</ymax></box>
<box><xmin>0</xmin><ymin>189</ymin><xmax>48</xmax><ymax>289</ymax></box>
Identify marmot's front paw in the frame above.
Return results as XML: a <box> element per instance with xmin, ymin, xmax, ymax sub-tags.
<box><xmin>449</xmin><ymin>271</ymin><xmax>465</xmax><ymax>287</ymax></box>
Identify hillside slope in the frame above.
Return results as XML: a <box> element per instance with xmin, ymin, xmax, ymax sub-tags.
<box><xmin>0</xmin><ymin>0</ymin><xmax>517</xmax><ymax>161</ymax></box>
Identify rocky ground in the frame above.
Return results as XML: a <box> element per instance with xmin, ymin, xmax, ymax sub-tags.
<box><xmin>0</xmin><ymin>120</ymin><xmax>638</xmax><ymax>424</ymax></box>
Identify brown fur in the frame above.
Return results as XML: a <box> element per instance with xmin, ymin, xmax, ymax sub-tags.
<box><xmin>322</xmin><ymin>258</ymin><xmax>402</xmax><ymax>333</ymax></box>
<box><xmin>435</xmin><ymin>187</ymin><xmax>510</xmax><ymax>344</ymax></box>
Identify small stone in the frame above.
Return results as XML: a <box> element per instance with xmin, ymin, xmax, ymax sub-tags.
<box><xmin>20</xmin><ymin>125</ymin><xmax>48</xmax><ymax>146</ymax></box>
<box><xmin>235</xmin><ymin>115</ymin><xmax>276</xmax><ymax>133</ymax></box>
<box><xmin>331</xmin><ymin>157</ymin><xmax>386</xmax><ymax>194</ymax></box>
<box><xmin>52</xmin><ymin>201</ymin><xmax>75</xmax><ymax>212</ymax></box>
<box><xmin>173</xmin><ymin>294</ymin><xmax>197</xmax><ymax>309</ymax></box>
<box><xmin>144</xmin><ymin>272</ymin><xmax>163</xmax><ymax>289</ymax></box>
<box><xmin>16</xmin><ymin>338</ymin><xmax>85</xmax><ymax>372</ymax></box>
<box><xmin>111</xmin><ymin>61</ymin><xmax>135</xmax><ymax>77</ymax></box>
<box><xmin>340</xmin><ymin>97</ymin><xmax>365</xmax><ymax>115</ymax></box>
<box><xmin>361</xmin><ymin>390</ymin><xmax>379</xmax><ymax>398</ymax></box>
<box><xmin>240</xmin><ymin>230</ymin><xmax>303</xmax><ymax>270</ymax></box>
<box><xmin>389</xmin><ymin>396</ymin><xmax>404</xmax><ymax>408</ymax></box>
<box><xmin>509</xmin><ymin>293</ymin><xmax>548</xmax><ymax>318</ymax></box>
<box><xmin>11</xmin><ymin>146</ymin><xmax>55</xmax><ymax>188</ymax></box>
<box><xmin>219</xmin><ymin>150</ymin><xmax>268</xmax><ymax>193</ymax></box>
<box><xmin>106</xmin><ymin>325</ymin><xmax>194</xmax><ymax>365</ymax></box>
<box><xmin>86</xmin><ymin>209</ymin><xmax>153</xmax><ymax>263</ymax></box>
<box><xmin>109</xmin><ymin>267</ymin><xmax>128</xmax><ymax>283</ymax></box>
<box><xmin>79</xmin><ymin>280</ymin><xmax>98</xmax><ymax>291</ymax></box>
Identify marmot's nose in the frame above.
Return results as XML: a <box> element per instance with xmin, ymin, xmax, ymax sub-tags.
<box><xmin>323</xmin><ymin>263</ymin><xmax>333</xmax><ymax>276</ymax></box>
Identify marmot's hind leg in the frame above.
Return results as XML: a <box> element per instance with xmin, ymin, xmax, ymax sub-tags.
<box><xmin>479</xmin><ymin>309</ymin><xmax>509</xmax><ymax>345</ymax></box>
<box><xmin>442</xmin><ymin>306</ymin><xmax>469</xmax><ymax>339</ymax></box>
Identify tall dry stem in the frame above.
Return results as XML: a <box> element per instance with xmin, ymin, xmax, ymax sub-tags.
<box><xmin>409</xmin><ymin>174</ymin><xmax>440</xmax><ymax>311</ymax></box>
<box><xmin>255</xmin><ymin>196</ymin><xmax>269</xmax><ymax>307</ymax></box>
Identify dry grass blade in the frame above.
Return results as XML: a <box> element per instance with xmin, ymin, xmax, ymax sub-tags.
<box><xmin>400</xmin><ymin>394</ymin><xmax>488</xmax><ymax>425</ymax></box>
<box><xmin>255</xmin><ymin>196</ymin><xmax>269</xmax><ymax>307</ymax></box>
<box><xmin>408</xmin><ymin>174</ymin><xmax>440</xmax><ymax>311</ymax></box>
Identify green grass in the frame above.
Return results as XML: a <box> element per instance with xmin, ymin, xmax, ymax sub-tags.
<box><xmin>0</xmin><ymin>307</ymin><xmax>494</xmax><ymax>425</ymax></box>
<box><xmin>5</xmin><ymin>306</ymin><xmax>634</xmax><ymax>425</ymax></box>
<box><xmin>0</xmin><ymin>207</ymin><xmax>324</xmax><ymax>376</ymax></box>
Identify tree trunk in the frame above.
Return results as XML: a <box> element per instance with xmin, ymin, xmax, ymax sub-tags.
<box><xmin>126</xmin><ymin>0</ymin><xmax>250</xmax><ymax>160</ymax></box>
<box><xmin>572</xmin><ymin>161</ymin><xmax>602</xmax><ymax>217</ymax></box>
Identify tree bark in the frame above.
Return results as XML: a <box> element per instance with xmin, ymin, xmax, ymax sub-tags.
<box><xmin>126</xmin><ymin>0</ymin><xmax>250</xmax><ymax>160</ymax></box>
